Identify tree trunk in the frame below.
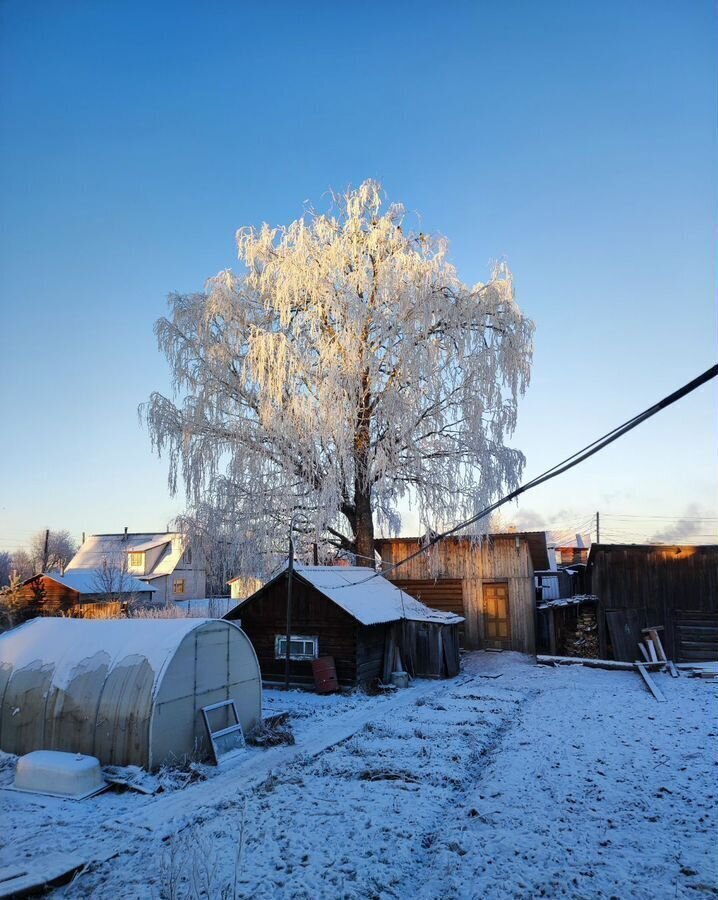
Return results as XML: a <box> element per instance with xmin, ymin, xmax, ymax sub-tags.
<box><xmin>353</xmin><ymin>482</ymin><xmax>375</xmax><ymax>567</ymax></box>
<box><xmin>353</xmin><ymin>367</ymin><xmax>375</xmax><ymax>567</ymax></box>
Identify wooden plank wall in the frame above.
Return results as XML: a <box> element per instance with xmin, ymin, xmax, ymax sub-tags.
<box><xmin>227</xmin><ymin>576</ymin><xmax>363</xmax><ymax>685</ymax></box>
<box><xmin>590</xmin><ymin>545</ymin><xmax>718</xmax><ymax>661</ymax></box>
<box><xmin>378</xmin><ymin>537</ymin><xmax>536</xmax><ymax>654</ymax></box>
<box><xmin>356</xmin><ymin>624</ymin><xmax>387</xmax><ymax>684</ymax></box>
<box><xmin>16</xmin><ymin>577</ymin><xmax>78</xmax><ymax>616</ymax></box>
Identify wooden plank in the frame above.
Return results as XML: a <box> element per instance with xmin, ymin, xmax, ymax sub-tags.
<box><xmin>0</xmin><ymin>849</ymin><xmax>115</xmax><ymax>899</ymax></box>
<box><xmin>634</xmin><ymin>662</ymin><xmax>667</xmax><ymax>702</ymax></box>
<box><xmin>666</xmin><ymin>660</ymin><xmax>679</xmax><ymax>678</ymax></box>
<box><xmin>646</xmin><ymin>638</ymin><xmax>658</xmax><ymax>663</ymax></box>
<box><xmin>537</xmin><ymin>655</ymin><xmax>635</xmax><ymax>671</ymax></box>
<box><xmin>637</xmin><ymin>642</ymin><xmax>650</xmax><ymax>662</ymax></box>
<box><xmin>646</xmin><ymin>628</ymin><xmax>668</xmax><ymax>662</ymax></box>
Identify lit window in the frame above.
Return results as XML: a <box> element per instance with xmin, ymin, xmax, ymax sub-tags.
<box><xmin>174</xmin><ymin>579</ymin><xmax>185</xmax><ymax>594</ymax></box>
<box><xmin>274</xmin><ymin>635</ymin><xmax>319</xmax><ymax>660</ymax></box>
<box><xmin>128</xmin><ymin>552</ymin><xmax>144</xmax><ymax>568</ymax></box>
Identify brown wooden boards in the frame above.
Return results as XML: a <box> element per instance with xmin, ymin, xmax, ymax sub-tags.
<box><xmin>673</xmin><ymin>611</ymin><xmax>718</xmax><ymax>661</ymax></box>
<box><xmin>634</xmin><ymin>662</ymin><xmax>667</xmax><ymax>702</ymax></box>
<box><xmin>605</xmin><ymin>609</ymin><xmax>643</xmax><ymax>662</ymax></box>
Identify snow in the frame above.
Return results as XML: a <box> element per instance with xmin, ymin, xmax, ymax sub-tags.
<box><xmin>537</xmin><ymin>593</ymin><xmax>598</xmax><ymax>610</ymax></box>
<box><xmin>172</xmin><ymin>597</ymin><xmax>239</xmax><ymax>617</ymax></box>
<box><xmin>30</xmin><ymin>570</ymin><xmax>156</xmax><ymax>595</ymax></box>
<box><xmin>248</xmin><ymin>563</ymin><xmax>464</xmax><ymax>626</ymax></box>
<box><xmin>121</xmin><ymin>538</ymin><xmax>172</xmax><ymax>553</ymax></box>
<box><xmin>13</xmin><ymin>751</ymin><xmax>105</xmax><ymax>799</ymax></box>
<box><xmin>0</xmin><ymin>652</ymin><xmax>715</xmax><ymax>899</ymax></box>
<box><xmin>66</xmin><ymin>533</ymin><xmax>186</xmax><ymax>578</ymax></box>
<box><xmin>0</xmin><ymin>617</ymin><xmax>214</xmax><ymax>693</ymax></box>
<box><xmin>145</xmin><ymin>181</ymin><xmax>533</xmax><ymax>577</ymax></box>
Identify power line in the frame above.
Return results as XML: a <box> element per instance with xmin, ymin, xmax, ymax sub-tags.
<box><xmin>606</xmin><ymin>514</ymin><xmax>718</xmax><ymax>521</ymax></box>
<box><xmin>322</xmin><ymin>362</ymin><xmax>718</xmax><ymax>590</ymax></box>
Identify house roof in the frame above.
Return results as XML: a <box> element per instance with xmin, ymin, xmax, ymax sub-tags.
<box><xmin>0</xmin><ymin>617</ymin><xmax>212</xmax><ymax>693</ymax></box>
<box><xmin>66</xmin><ymin>533</ymin><xmax>188</xmax><ymax>579</ymax></box>
<box><xmin>24</xmin><ymin>571</ymin><xmax>156</xmax><ymax>595</ymax></box>
<box><xmin>232</xmin><ymin>563</ymin><xmax>464</xmax><ymax>627</ymax></box>
<box><xmin>587</xmin><ymin>543</ymin><xmax>718</xmax><ymax>567</ymax></box>
<box><xmin>376</xmin><ymin>531</ymin><xmax>550</xmax><ymax>572</ymax></box>
<box><xmin>126</xmin><ymin>538</ymin><xmax>172</xmax><ymax>553</ymax></box>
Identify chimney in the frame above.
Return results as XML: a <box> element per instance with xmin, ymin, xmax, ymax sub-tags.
<box><xmin>82</xmin><ymin>531</ymin><xmax>86</xmax><ymax>544</ymax></box>
<box><xmin>124</xmin><ymin>526</ymin><xmax>128</xmax><ymax>541</ymax></box>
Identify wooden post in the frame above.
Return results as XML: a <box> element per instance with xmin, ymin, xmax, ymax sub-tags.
<box><xmin>42</xmin><ymin>529</ymin><xmax>50</xmax><ymax>572</ymax></box>
<box><xmin>548</xmin><ymin>608</ymin><xmax>557</xmax><ymax>656</ymax></box>
<box><xmin>284</xmin><ymin>528</ymin><xmax>294</xmax><ymax>690</ymax></box>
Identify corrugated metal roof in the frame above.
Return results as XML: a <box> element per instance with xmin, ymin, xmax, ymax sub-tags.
<box><xmin>237</xmin><ymin>563</ymin><xmax>463</xmax><ymax>627</ymax></box>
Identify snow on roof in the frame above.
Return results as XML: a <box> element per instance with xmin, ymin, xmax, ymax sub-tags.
<box><xmin>126</xmin><ymin>538</ymin><xmax>172</xmax><ymax>553</ymax></box>
<box><xmin>537</xmin><ymin>594</ymin><xmax>598</xmax><ymax>610</ymax></box>
<box><xmin>28</xmin><ymin>570</ymin><xmax>156</xmax><ymax>595</ymax></box>
<box><xmin>255</xmin><ymin>564</ymin><xmax>463</xmax><ymax>627</ymax></box>
<box><xmin>0</xmin><ymin>617</ymin><xmax>213</xmax><ymax>693</ymax></box>
<box><xmin>66</xmin><ymin>533</ymin><xmax>187</xmax><ymax>579</ymax></box>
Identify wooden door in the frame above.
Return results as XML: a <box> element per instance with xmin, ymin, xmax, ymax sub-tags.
<box><xmin>483</xmin><ymin>582</ymin><xmax>511</xmax><ymax>649</ymax></box>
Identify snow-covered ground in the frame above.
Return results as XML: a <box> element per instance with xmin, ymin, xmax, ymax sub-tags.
<box><xmin>1</xmin><ymin>652</ymin><xmax>715</xmax><ymax>899</ymax></box>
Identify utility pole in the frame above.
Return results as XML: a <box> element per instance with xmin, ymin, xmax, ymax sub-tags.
<box><xmin>284</xmin><ymin>524</ymin><xmax>295</xmax><ymax>690</ymax></box>
<box><xmin>42</xmin><ymin>529</ymin><xmax>50</xmax><ymax>572</ymax></box>
<box><xmin>596</xmin><ymin>511</ymin><xmax>600</xmax><ymax>544</ymax></box>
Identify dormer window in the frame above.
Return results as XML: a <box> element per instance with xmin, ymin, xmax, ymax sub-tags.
<box><xmin>181</xmin><ymin>547</ymin><xmax>192</xmax><ymax>566</ymax></box>
<box><xmin>128</xmin><ymin>552</ymin><xmax>145</xmax><ymax>569</ymax></box>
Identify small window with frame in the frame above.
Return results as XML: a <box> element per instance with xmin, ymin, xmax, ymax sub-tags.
<box><xmin>274</xmin><ymin>635</ymin><xmax>319</xmax><ymax>660</ymax></box>
<box><xmin>128</xmin><ymin>552</ymin><xmax>144</xmax><ymax>569</ymax></box>
<box><xmin>173</xmin><ymin>579</ymin><xmax>185</xmax><ymax>595</ymax></box>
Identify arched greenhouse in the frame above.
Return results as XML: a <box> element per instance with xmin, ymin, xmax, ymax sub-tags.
<box><xmin>0</xmin><ymin>617</ymin><xmax>261</xmax><ymax>769</ymax></box>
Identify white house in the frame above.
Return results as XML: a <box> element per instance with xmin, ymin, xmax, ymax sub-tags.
<box><xmin>66</xmin><ymin>531</ymin><xmax>207</xmax><ymax>603</ymax></box>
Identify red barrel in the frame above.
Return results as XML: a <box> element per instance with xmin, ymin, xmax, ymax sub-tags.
<box><xmin>312</xmin><ymin>656</ymin><xmax>339</xmax><ymax>694</ymax></box>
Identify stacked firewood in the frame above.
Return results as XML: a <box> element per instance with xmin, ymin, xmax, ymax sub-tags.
<box><xmin>567</xmin><ymin>607</ymin><xmax>599</xmax><ymax>658</ymax></box>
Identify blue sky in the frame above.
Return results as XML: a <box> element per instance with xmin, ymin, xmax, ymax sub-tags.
<box><xmin>0</xmin><ymin>0</ymin><xmax>716</xmax><ymax>553</ymax></box>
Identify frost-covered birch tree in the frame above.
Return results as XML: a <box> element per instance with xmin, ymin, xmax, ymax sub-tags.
<box><xmin>144</xmin><ymin>181</ymin><xmax>533</xmax><ymax>570</ymax></box>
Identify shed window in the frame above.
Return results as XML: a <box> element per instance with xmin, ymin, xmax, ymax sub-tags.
<box><xmin>128</xmin><ymin>552</ymin><xmax>144</xmax><ymax>568</ymax></box>
<box><xmin>173</xmin><ymin>579</ymin><xmax>185</xmax><ymax>595</ymax></box>
<box><xmin>274</xmin><ymin>635</ymin><xmax>318</xmax><ymax>660</ymax></box>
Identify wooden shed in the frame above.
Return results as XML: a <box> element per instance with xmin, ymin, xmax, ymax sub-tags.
<box><xmin>587</xmin><ymin>544</ymin><xmax>718</xmax><ymax>662</ymax></box>
<box><xmin>375</xmin><ymin>532</ymin><xmax>549</xmax><ymax>654</ymax></box>
<box><xmin>16</xmin><ymin>571</ymin><xmax>156</xmax><ymax>618</ymax></box>
<box><xmin>224</xmin><ymin>564</ymin><xmax>463</xmax><ymax>687</ymax></box>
